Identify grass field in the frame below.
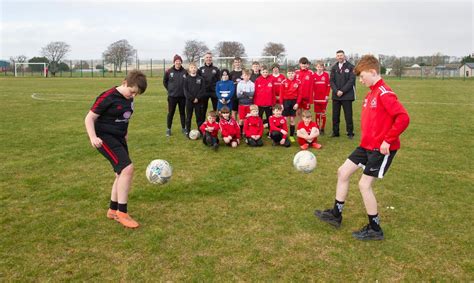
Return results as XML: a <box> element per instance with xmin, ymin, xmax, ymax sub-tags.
<box><xmin>1</xmin><ymin>76</ymin><xmax>473</xmax><ymax>281</ymax></box>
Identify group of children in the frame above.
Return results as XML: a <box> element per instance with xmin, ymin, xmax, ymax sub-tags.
<box><xmin>187</xmin><ymin>56</ymin><xmax>331</xmax><ymax>150</ymax></box>
<box><xmin>85</xmin><ymin>55</ymin><xmax>410</xmax><ymax>242</ymax></box>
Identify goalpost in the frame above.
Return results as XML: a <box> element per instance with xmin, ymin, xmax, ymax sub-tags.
<box><xmin>14</xmin><ymin>63</ymin><xmax>48</xmax><ymax>77</ymax></box>
<box><xmin>199</xmin><ymin>56</ymin><xmax>282</xmax><ymax>70</ymax></box>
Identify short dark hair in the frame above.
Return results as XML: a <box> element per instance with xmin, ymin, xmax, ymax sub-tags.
<box><xmin>273</xmin><ymin>103</ymin><xmax>283</xmax><ymax>111</ymax></box>
<box><xmin>220</xmin><ymin>69</ymin><xmax>230</xmax><ymax>79</ymax></box>
<box><xmin>287</xmin><ymin>66</ymin><xmax>296</xmax><ymax>72</ymax></box>
<box><xmin>125</xmin><ymin>70</ymin><xmax>147</xmax><ymax>94</ymax></box>
<box><xmin>234</xmin><ymin>57</ymin><xmax>242</xmax><ymax>62</ymax></box>
<box><xmin>336</xmin><ymin>50</ymin><xmax>345</xmax><ymax>54</ymax></box>
<box><xmin>220</xmin><ymin>106</ymin><xmax>230</xmax><ymax>113</ymax></box>
<box><xmin>299</xmin><ymin>57</ymin><xmax>309</xmax><ymax>64</ymax></box>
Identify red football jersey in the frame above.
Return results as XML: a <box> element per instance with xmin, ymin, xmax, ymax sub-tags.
<box><xmin>219</xmin><ymin>117</ymin><xmax>241</xmax><ymax>139</ymax></box>
<box><xmin>244</xmin><ymin>115</ymin><xmax>264</xmax><ymax>137</ymax></box>
<box><xmin>279</xmin><ymin>78</ymin><xmax>301</xmax><ymax>104</ymax></box>
<box><xmin>254</xmin><ymin>75</ymin><xmax>275</xmax><ymax>107</ymax></box>
<box><xmin>313</xmin><ymin>72</ymin><xmax>330</xmax><ymax>102</ymax></box>
<box><xmin>295</xmin><ymin>68</ymin><xmax>314</xmax><ymax>104</ymax></box>
<box><xmin>297</xmin><ymin>120</ymin><xmax>318</xmax><ymax>134</ymax></box>
<box><xmin>360</xmin><ymin>79</ymin><xmax>409</xmax><ymax>151</ymax></box>
<box><xmin>269</xmin><ymin>115</ymin><xmax>288</xmax><ymax>139</ymax></box>
<box><xmin>271</xmin><ymin>73</ymin><xmax>286</xmax><ymax>101</ymax></box>
<box><xmin>199</xmin><ymin>121</ymin><xmax>219</xmax><ymax>137</ymax></box>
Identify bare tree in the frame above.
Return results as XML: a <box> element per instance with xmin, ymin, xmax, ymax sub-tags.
<box><xmin>214</xmin><ymin>41</ymin><xmax>246</xmax><ymax>58</ymax></box>
<box><xmin>183</xmin><ymin>40</ymin><xmax>209</xmax><ymax>63</ymax></box>
<box><xmin>262</xmin><ymin>42</ymin><xmax>286</xmax><ymax>59</ymax></box>
<box><xmin>103</xmin><ymin>39</ymin><xmax>135</xmax><ymax>72</ymax></box>
<box><xmin>10</xmin><ymin>55</ymin><xmax>28</xmax><ymax>64</ymax></box>
<box><xmin>391</xmin><ymin>58</ymin><xmax>404</xmax><ymax>77</ymax></box>
<box><xmin>41</xmin><ymin>41</ymin><xmax>70</xmax><ymax>76</ymax></box>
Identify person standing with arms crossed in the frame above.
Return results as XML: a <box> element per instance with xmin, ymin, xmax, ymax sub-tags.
<box><xmin>330</xmin><ymin>50</ymin><xmax>356</xmax><ymax>139</ymax></box>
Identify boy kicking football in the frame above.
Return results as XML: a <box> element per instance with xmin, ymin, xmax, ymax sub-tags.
<box><xmin>314</xmin><ymin>55</ymin><xmax>410</xmax><ymax>240</ymax></box>
<box><xmin>85</xmin><ymin>70</ymin><xmax>147</xmax><ymax>229</ymax></box>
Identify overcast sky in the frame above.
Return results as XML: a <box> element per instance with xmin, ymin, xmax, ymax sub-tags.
<box><xmin>1</xmin><ymin>0</ymin><xmax>472</xmax><ymax>61</ymax></box>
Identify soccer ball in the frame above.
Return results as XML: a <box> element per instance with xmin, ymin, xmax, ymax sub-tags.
<box><xmin>293</xmin><ymin>150</ymin><xmax>317</xmax><ymax>173</ymax></box>
<box><xmin>146</xmin><ymin>159</ymin><xmax>172</xmax><ymax>184</ymax></box>
<box><xmin>188</xmin><ymin>129</ymin><xmax>200</xmax><ymax>140</ymax></box>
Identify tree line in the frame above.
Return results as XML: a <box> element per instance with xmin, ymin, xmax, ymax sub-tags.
<box><xmin>8</xmin><ymin>39</ymin><xmax>473</xmax><ymax>77</ymax></box>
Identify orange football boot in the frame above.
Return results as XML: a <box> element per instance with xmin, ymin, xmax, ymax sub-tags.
<box><xmin>116</xmin><ymin>211</ymin><xmax>140</xmax><ymax>229</ymax></box>
<box><xmin>300</xmin><ymin>143</ymin><xmax>309</xmax><ymax>150</ymax></box>
<box><xmin>311</xmin><ymin>143</ymin><xmax>322</xmax><ymax>149</ymax></box>
<box><xmin>107</xmin><ymin>209</ymin><xmax>117</xmax><ymax>220</ymax></box>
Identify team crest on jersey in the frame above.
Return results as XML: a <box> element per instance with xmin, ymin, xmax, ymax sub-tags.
<box><xmin>370</xmin><ymin>97</ymin><xmax>377</xmax><ymax>108</ymax></box>
<box><xmin>345</xmin><ymin>69</ymin><xmax>350</xmax><ymax>73</ymax></box>
<box><xmin>123</xmin><ymin>111</ymin><xmax>132</xmax><ymax>119</ymax></box>
<box><xmin>305</xmin><ymin>75</ymin><xmax>310</xmax><ymax>80</ymax></box>
<box><xmin>183</xmin><ymin>74</ymin><xmax>186</xmax><ymax>78</ymax></box>
<box><xmin>196</xmin><ymin>79</ymin><xmax>201</xmax><ymax>84</ymax></box>
<box><xmin>321</xmin><ymin>77</ymin><xmax>326</xmax><ymax>81</ymax></box>
<box><xmin>212</xmin><ymin>69</ymin><xmax>216</xmax><ymax>74</ymax></box>
<box><xmin>117</xmin><ymin>105</ymin><xmax>123</xmax><ymax>110</ymax></box>
<box><xmin>280</xmin><ymin>119</ymin><xmax>285</xmax><ymax>124</ymax></box>
<box><xmin>202</xmin><ymin>69</ymin><xmax>205</xmax><ymax>73</ymax></box>
<box><xmin>170</xmin><ymin>72</ymin><xmax>174</xmax><ymax>78</ymax></box>
<box><xmin>268</xmin><ymin>83</ymin><xmax>273</xmax><ymax>87</ymax></box>
<box><xmin>284</xmin><ymin>83</ymin><xmax>288</xmax><ymax>87</ymax></box>
<box><xmin>293</xmin><ymin>83</ymin><xmax>299</xmax><ymax>88</ymax></box>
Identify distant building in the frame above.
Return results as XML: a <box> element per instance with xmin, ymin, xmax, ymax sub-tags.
<box><xmin>0</xmin><ymin>60</ymin><xmax>10</xmax><ymax>72</ymax></box>
<box><xmin>459</xmin><ymin>63</ymin><xmax>474</xmax><ymax>77</ymax></box>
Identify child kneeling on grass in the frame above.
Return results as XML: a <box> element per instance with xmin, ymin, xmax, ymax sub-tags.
<box><xmin>296</xmin><ymin>110</ymin><xmax>322</xmax><ymax>150</ymax></box>
<box><xmin>200</xmin><ymin>110</ymin><xmax>220</xmax><ymax>151</ymax></box>
<box><xmin>84</xmin><ymin>70</ymin><xmax>147</xmax><ymax>229</ymax></box>
<box><xmin>218</xmin><ymin>106</ymin><xmax>241</xmax><ymax>148</ymax></box>
<box><xmin>269</xmin><ymin>104</ymin><xmax>291</xmax><ymax>147</ymax></box>
<box><xmin>244</xmin><ymin>104</ymin><xmax>264</xmax><ymax>147</ymax></box>
<box><xmin>314</xmin><ymin>55</ymin><xmax>410</xmax><ymax>241</ymax></box>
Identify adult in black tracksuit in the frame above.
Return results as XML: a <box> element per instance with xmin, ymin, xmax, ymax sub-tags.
<box><xmin>330</xmin><ymin>50</ymin><xmax>356</xmax><ymax>139</ymax></box>
<box><xmin>163</xmin><ymin>54</ymin><xmax>187</xmax><ymax>136</ymax></box>
<box><xmin>184</xmin><ymin>63</ymin><xmax>206</xmax><ymax>134</ymax></box>
<box><xmin>198</xmin><ymin>52</ymin><xmax>220</xmax><ymax>122</ymax></box>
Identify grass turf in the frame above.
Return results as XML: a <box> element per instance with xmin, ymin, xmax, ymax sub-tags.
<box><xmin>0</xmin><ymin>76</ymin><xmax>473</xmax><ymax>280</ymax></box>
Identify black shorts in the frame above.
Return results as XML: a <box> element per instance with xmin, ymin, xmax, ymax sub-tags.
<box><xmin>97</xmin><ymin>134</ymin><xmax>132</xmax><ymax>174</ymax></box>
<box><xmin>282</xmin><ymin>99</ymin><xmax>297</xmax><ymax>117</ymax></box>
<box><xmin>348</xmin><ymin>147</ymin><xmax>397</xmax><ymax>178</ymax></box>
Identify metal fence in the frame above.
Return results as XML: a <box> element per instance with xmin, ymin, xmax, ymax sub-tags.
<box><xmin>2</xmin><ymin>59</ymin><xmax>473</xmax><ymax>80</ymax></box>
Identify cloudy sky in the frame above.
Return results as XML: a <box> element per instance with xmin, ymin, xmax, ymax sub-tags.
<box><xmin>0</xmin><ymin>0</ymin><xmax>472</xmax><ymax>61</ymax></box>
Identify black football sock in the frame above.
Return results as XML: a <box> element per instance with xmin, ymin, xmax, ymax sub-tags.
<box><xmin>289</xmin><ymin>125</ymin><xmax>294</xmax><ymax>136</ymax></box>
<box><xmin>332</xmin><ymin>199</ymin><xmax>345</xmax><ymax>217</ymax></box>
<box><xmin>368</xmin><ymin>214</ymin><xmax>381</xmax><ymax>231</ymax></box>
<box><xmin>109</xmin><ymin>201</ymin><xmax>118</xmax><ymax>210</ymax></box>
<box><xmin>118</xmin><ymin>203</ymin><xmax>128</xmax><ymax>213</ymax></box>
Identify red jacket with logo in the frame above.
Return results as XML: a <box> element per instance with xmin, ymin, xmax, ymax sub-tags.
<box><xmin>279</xmin><ymin>78</ymin><xmax>301</xmax><ymax>104</ymax></box>
<box><xmin>199</xmin><ymin>121</ymin><xmax>219</xmax><ymax>137</ymax></box>
<box><xmin>360</xmin><ymin>79</ymin><xmax>410</xmax><ymax>151</ymax></box>
<box><xmin>254</xmin><ymin>75</ymin><xmax>275</xmax><ymax>107</ymax></box>
<box><xmin>244</xmin><ymin>115</ymin><xmax>264</xmax><ymax>137</ymax></box>
<box><xmin>269</xmin><ymin>115</ymin><xmax>288</xmax><ymax>139</ymax></box>
<box><xmin>219</xmin><ymin>117</ymin><xmax>241</xmax><ymax>139</ymax></box>
<box><xmin>271</xmin><ymin>74</ymin><xmax>286</xmax><ymax>101</ymax></box>
<box><xmin>295</xmin><ymin>68</ymin><xmax>314</xmax><ymax>104</ymax></box>
<box><xmin>313</xmin><ymin>72</ymin><xmax>331</xmax><ymax>103</ymax></box>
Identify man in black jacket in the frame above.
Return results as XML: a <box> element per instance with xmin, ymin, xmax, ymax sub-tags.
<box><xmin>330</xmin><ymin>50</ymin><xmax>356</xmax><ymax>139</ymax></box>
<box><xmin>163</xmin><ymin>54</ymin><xmax>187</xmax><ymax>137</ymax></box>
<box><xmin>198</xmin><ymin>52</ymin><xmax>220</xmax><ymax>123</ymax></box>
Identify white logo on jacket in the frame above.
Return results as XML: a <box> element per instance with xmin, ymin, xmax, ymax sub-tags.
<box><xmin>370</xmin><ymin>98</ymin><xmax>377</xmax><ymax>108</ymax></box>
<box><xmin>170</xmin><ymin>72</ymin><xmax>174</xmax><ymax>78</ymax></box>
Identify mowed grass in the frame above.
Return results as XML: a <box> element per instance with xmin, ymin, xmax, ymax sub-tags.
<box><xmin>0</xmin><ymin>76</ymin><xmax>473</xmax><ymax>281</ymax></box>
